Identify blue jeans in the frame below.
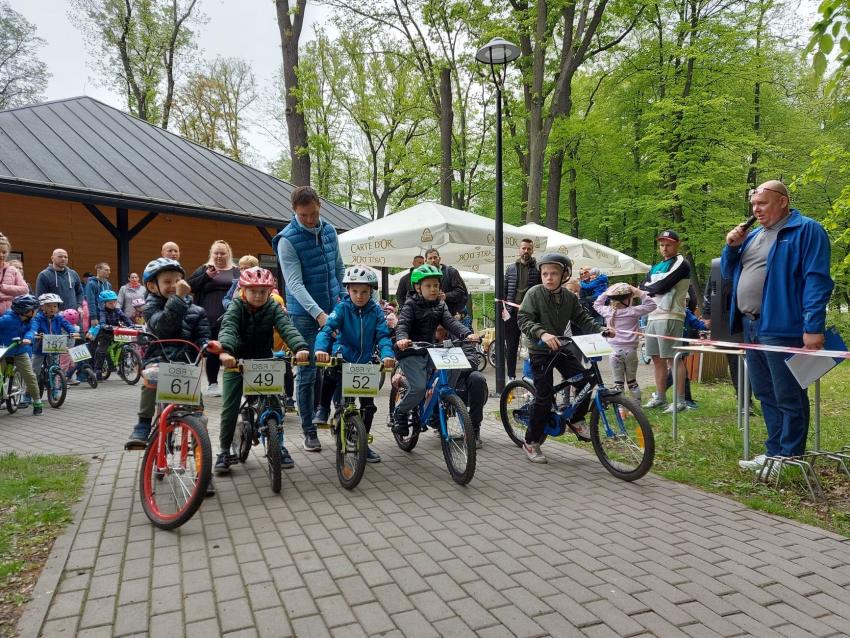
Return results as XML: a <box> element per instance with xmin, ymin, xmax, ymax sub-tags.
<box><xmin>743</xmin><ymin>317</ymin><xmax>809</xmax><ymax>457</ymax></box>
<box><xmin>290</xmin><ymin>314</ymin><xmax>320</xmax><ymax>435</ymax></box>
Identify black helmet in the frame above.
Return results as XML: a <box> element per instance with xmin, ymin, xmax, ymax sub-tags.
<box><xmin>537</xmin><ymin>253</ymin><xmax>572</xmax><ymax>278</ymax></box>
<box><xmin>11</xmin><ymin>294</ymin><xmax>40</xmax><ymax>315</ymax></box>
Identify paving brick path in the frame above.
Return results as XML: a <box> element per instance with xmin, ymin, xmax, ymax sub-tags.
<box><xmin>4</xmin><ymin>377</ymin><xmax>850</xmax><ymax>637</ymax></box>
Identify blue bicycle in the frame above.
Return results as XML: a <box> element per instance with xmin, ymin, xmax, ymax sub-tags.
<box><xmin>388</xmin><ymin>340</ymin><xmax>477</xmax><ymax>485</ymax></box>
<box><xmin>500</xmin><ymin>336</ymin><xmax>655</xmax><ymax>481</ymax></box>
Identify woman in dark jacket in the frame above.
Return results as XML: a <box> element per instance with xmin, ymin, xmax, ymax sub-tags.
<box><xmin>186</xmin><ymin>240</ymin><xmax>241</xmax><ymax>395</ymax></box>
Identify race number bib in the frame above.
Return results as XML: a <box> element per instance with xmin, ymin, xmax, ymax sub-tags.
<box><xmin>42</xmin><ymin>334</ymin><xmax>68</xmax><ymax>353</ymax></box>
<box><xmin>428</xmin><ymin>347</ymin><xmax>471</xmax><ymax>370</ymax></box>
<box><xmin>342</xmin><ymin>363</ymin><xmax>381</xmax><ymax>397</ymax></box>
<box><xmin>571</xmin><ymin>333</ymin><xmax>614</xmax><ymax>357</ymax></box>
<box><xmin>242</xmin><ymin>360</ymin><xmax>285</xmax><ymax>395</ymax></box>
<box><xmin>156</xmin><ymin>363</ymin><xmax>202</xmax><ymax>405</ymax></box>
<box><xmin>68</xmin><ymin>344</ymin><xmax>92</xmax><ymax>362</ymax></box>
<box><xmin>114</xmin><ymin>333</ymin><xmax>134</xmax><ymax>343</ymax></box>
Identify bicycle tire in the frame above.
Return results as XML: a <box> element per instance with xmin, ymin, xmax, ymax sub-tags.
<box><xmin>389</xmin><ymin>379</ymin><xmax>419</xmax><ymax>452</ymax></box>
<box><xmin>6</xmin><ymin>370</ymin><xmax>22</xmax><ymax>413</ymax></box>
<box><xmin>590</xmin><ymin>394</ymin><xmax>655</xmax><ymax>481</ymax></box>
<box><xmin>486</xmin><ymin>343</ymin><xmax>496</xmax><ymax>369</ymax></box>
<box><xmin>119</xmin><ymin>347</ymin><xmax>142</xmax><ymax>385</ymax></box>
<box><xmin>265</xmin><ymin>416</ymin><xmax>282</xmax><ymax>494</ymax></box>
<box><xmin>139</xmin><ymin>414</ymin><xmax>212</xmax><ymax>530</ymax></box>
<box><xmin>475</xmin><ymin>344</ymin><xmax>487</xmax><ymax>372</ymax></box>
<box><xmin>46</xmin><ymin>366</ymin><xmax>67</xmax><ymax>408</ymax></box>
<box><xmin>100</xmin><ymin>359</ymin><xmax>111</xmax><ymax>381</ymax></box>
<box><xmin>499</xmin><ymin>379</ymin><xmax>536</xmax><ymax>448</ymax></box>
<box><xmin>440</xmin><ymin>393</ymin><xmax>476</xmax><ymax>485</ymax></box>
<box><xmin>336</xmin><ymin>412</ymin><xmax>367</xmax><ymax>490</ymax></box>
<box><xmin>235</xmin><ymin>407</ymin><xmax>254</xmax><ymax>463</ymax></box>
<box><xmin>83</xmin><ymin>364</ymin><xmax>98</xmax><ymax>388</ymax></box>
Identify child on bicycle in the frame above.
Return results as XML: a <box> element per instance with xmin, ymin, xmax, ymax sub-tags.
<box><xmin>518</xmin><ymin>254</ymin><xmax>608</xmax><ymax>464</ymax></box>
<box><xmin>0</xmin><ymin>295</ymin><xmax>43</xmax><ymax>415</ymax></box>
<box><xmin>125</xmin><ymin>258</ymin><xmax>217</xmax><ymax>450</ymax></box>
<box><xmin>393</xmin><ymin>264</ymin><xmax>478</xmax><ymax>437</ymax></box>
<box><xmin>216</xmin><ymin>267</ymin><xmax>309</xmax><ymax>474</ymax></box>
<box><xmin>32</xmin><ymin>293</ymin><xmax>80</xmax><ymax>382</ymax></box>
<box><xmin>313</xmin><ymin>267</ymin><xmax>395</xmax><ymax>463</ymax></box>
<box><xmin>593</xmin><ymin>283</ymin><xmax>656</xmax><ymax>403</ymax></box>
<box><xmin>90</xmin><ymin>290</ymin><xmax>133</xmax><ymax>378</ymax></box>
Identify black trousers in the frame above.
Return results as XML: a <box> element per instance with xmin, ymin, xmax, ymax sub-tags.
<box><xmin>450</xmin><ymin>370</ymin><xmax>488</xmax><ymax>431</ymax></box>
<box><xmin>205</xmin><ymin>323</ymin><xmax>222</xmax><ymax>384</ymax></box>
<box><xmin>528</xmin><ymin>350</ymin><xmax>592</xmax><ymax>444</ymax></box>
<box><xmin>504</xmin><ymin>312</ymin><xmax>522</xmax><ymax>378</ymax></box>
<box><xmin>319</xmin><ymin>368</ymin><xmax>377</xmax><ymax>431</ymax></box>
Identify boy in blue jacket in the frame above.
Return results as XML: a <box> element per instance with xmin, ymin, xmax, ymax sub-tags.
<box><xmin>90</xmin><ymin>290</ymin><xmax>133</xmax><ymax>378</ymax></box>
<box><xmin>314</xmin><ymin>267</ymin><xmax>395</xmax><ymax>463</ymax></box>
<box><xmin>0</xmin><ymin>295</ymin><xmax>42</xmax><ymax>415</ymax></box>
<box><xmin>32</xmin><ymin>293</ymin><xmax>79</xmax><ymax>381</ymax></box>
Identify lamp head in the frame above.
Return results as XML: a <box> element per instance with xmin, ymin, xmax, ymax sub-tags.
<box><xmin>475</xmin><ymin>37</ymin><xmax>521</xmax><ymax>65</ymax></box>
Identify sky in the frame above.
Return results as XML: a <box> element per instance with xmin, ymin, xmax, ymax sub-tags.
<box><xmin>9</xmin><ymin>0</ymin><xmax>336</xmax><ymax>170</ymax></box>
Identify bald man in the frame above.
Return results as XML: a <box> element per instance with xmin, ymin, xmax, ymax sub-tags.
<box><xmin>161</xmin><ymin>242</ymin><xmax>180</xmax><ymax>261</ymax></box>
<box><xmin>36</xmin><ymin>248</ymin><xmax>85</xmax><ymax>311</ymax></box>
<box><xmin>723</xmin><ymin>180</ymin><xmax>833</xmax><ymax>471</ymax></box>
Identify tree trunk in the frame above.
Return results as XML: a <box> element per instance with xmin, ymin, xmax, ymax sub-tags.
<box><xmin>568</xmin><ymin>165</ymin><xmax>579</xmax><ymax>236</ymax></box>
<box><xmin>275</xmin><ymin>0</ymin><xmax>311</xmax><ymax>186</ymax></box>
<box><xmin>439</xmin><ymin>67</ymin><xmax>453</xmax><ymax>206</ymax></box>
<box><xmin>545</xmin><ymin>150</ymin><xmax>563</xmax><ymax>230</ymax></box>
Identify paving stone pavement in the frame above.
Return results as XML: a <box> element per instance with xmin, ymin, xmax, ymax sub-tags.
<box><xmin>4</xmin><ymin>376</ymin><xmax>850</xmax><ymax>637</ymax></box>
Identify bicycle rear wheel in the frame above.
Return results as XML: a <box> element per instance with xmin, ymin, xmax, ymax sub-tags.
<box><xmin>389</xmin><ymin>378</ymin><xmax>419</xmax><ymax>452</ymax></box>
<box><xmin>336</xmin><ymin>412</ymin><xmax>367</xmax><ymax>490</ymax></box>
<box><xmin>100</xmin><ymin>359</ymin><xmax>111</xmax><ymax>381</ymax></box>
<box><xmin>119</xmin><ymin>347</ymin><xmax>142</xmax><ymax>385</ymax></box>
<box><xmin>499</xmin><ymin>379</ymin><xmax>535</xmax><ymax>448</ymax></box>
<box><xmin>139</xmin><ymin>414</ymin><xmax>212</xmax><ymax>529</ymax></box>
<box><xmin>6</xmin><ymin>370</ymin><xmax>22</xmax><ymax>413</ymax></box>
<box><xmin>46</xmin><ymin>366</ymin><xmax>67</xmax><ymax>408</ymax></box>
<box><xmin>265</xmin><ymin>417</ymin><xmax>282</xmax><ymax>494</ymax></box>
<box><xmin>590</xmin><ymin>394</ymin><xmax>655</xmax><ymax>481</ymax></box>
<box><xmin>440</xmin><ymin>394</ymin><xmax>475</xmax><ymax>485</ymax></box>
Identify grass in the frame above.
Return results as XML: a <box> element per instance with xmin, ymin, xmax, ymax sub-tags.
<box><xmin>0</xmin><ymin>453</ymin><xmax>87</xmax><ymax>636</ymax></box>
<box><xmin>552</xmin><ymin>362</ymin><xmax>850</xmax><ymax>538</ymax></box>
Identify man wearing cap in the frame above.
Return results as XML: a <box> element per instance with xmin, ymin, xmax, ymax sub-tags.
<box><xmin>723</xmin><ymin>180</ymin><xmax>833</xmax><ymax>471</ymax></box>
<box><xmin>639</xmin><ymin>230</ymin><xmax>692</xmax><ymax>412</ymax></box>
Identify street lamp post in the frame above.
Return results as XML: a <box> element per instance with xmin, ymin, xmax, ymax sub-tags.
<box><xmin>476</xmin><ymin>37</ymin><xmax>520</xmax><ymax>394</ymax></box>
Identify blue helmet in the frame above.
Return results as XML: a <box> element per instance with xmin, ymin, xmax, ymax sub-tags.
<box><xmin>11</xmin><ymin>294</ymin><xmax>40</xmax><ymax>315</ymax></box>
<box><xmin>98</xmin><ymin>290</ymin><xmax>119</xmax><ymax>302</ymax></box>
<box><xmin>143</xmin><ymin>257</ymin><xmax>185</xmax><ymax>283</ymax></box>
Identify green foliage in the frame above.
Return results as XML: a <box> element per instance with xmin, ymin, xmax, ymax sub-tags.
<box><xmin>0</xmin><ymin>1</ymin><xmax>49</xmax><ymax>109</ymax></box>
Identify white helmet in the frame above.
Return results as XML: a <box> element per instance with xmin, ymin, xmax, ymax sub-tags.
<box><xmin>38</xmin><ymin>293</ymin><xmax>64</xmax><ymax>306</ymax></box>
<box><xmin>342</xmin><ymin>266</ymin><xmax>379</xmax><ymax>289</ymax></box>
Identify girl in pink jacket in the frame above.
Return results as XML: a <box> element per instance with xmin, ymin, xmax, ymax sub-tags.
<box><xmin>0</xmin><ymin>234</ymin><xmax>29</xmax><ymax>313</ymax></box>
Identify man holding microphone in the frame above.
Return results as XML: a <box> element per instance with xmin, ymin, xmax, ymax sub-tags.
<box><xmin>722</xmin><ymin>180</ymin><xmax>833</xmax><ymax>471</ymax></box>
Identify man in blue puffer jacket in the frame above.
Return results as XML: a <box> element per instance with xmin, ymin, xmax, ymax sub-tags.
<box><xmin>273</xmin><ymin>186</ymin><xmax>345</xmax><ymax>452</ymax></box>
<box><xmin>723</xmin><ymin>180</ymin><xmax>833</xmax><ymax>470</ymax></box>
<box><xmin>313</xmin><ymin>267</ymin><xmax>395</xmax><ymax>463</ymax></box>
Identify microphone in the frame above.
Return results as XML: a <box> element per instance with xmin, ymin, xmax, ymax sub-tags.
<box><xmin>741</xmin><ymin>215</ymin><xmax>756</xmax><ymax>230</ymax></box>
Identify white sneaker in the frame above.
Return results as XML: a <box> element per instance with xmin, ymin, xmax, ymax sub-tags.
<box><xmin>643</xmin><ymin>393</ymin><xmax>666</xmax><ymax>409</ymax></box>
<box><xmin>523</xmin><ymin>442</ymin><xmax>547</xmax><ymax>464</ymax></box>
<box><xmin>570</xmin><ymin>420</ymin><xmax>592</xmax><ymax>441</ymax></box>
<box><xmin>738</xmin><ymin>454</ymin><xmax>766</xmax><ymax>471</ymax></box>
<box><xmin>663</xmin><ymin>401</ymin><xmax>687</xmax><ymax>414</ymax></box>
<box><xmin>207</xmin><ymin>383</ymin><xmax>221</xmax><ymax>397</ymax></box>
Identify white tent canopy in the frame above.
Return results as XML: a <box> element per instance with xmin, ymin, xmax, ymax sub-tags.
<box><xmin>517</xmin><ymin>223</ymin><xmax>649</xmax><ymax>276</ymax></box>
<box><xmin>338</xmin><ymin>202</ymin><xmax>548</xmax><ymax>274</ymax></box>
<box><xmin>388</xmin><ymin>268</ymin><xmax>494</xmax><ymax>294</ymax></box>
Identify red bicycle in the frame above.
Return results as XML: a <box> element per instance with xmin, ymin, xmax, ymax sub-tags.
<box><xmin>138</xmin><ymin>336</ymin><xmax>220</xmax><ymax>530</ymax></box>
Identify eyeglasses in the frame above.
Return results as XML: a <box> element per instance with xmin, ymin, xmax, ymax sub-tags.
<box><xmin>748</xmin><ymin>186</ymin><xmax>788</xmax><ymax>198</ymax></box>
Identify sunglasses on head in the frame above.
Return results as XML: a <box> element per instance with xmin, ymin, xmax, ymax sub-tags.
<box><xmin>748</xmin><ymin>186</ymin><xmax>787</xmax><ymax>198</ymax></box>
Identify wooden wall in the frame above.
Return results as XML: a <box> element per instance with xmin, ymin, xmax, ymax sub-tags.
<box><xmin>0</xmin><ymin>192</ymin><xmax>282</xmax><ymax>286</ymax></box>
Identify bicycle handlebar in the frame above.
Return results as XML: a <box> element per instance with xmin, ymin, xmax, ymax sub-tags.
<box><xmin>315</xmin><ymin>356</ymin><xmax>394</xmax><ymax>371</ymax></box>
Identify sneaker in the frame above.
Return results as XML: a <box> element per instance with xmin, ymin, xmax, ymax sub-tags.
<box><xmin>32</xmin><ymin>404</ymin><xmax>43</xmax><ymax>416</ymax></box>
<box><xmin>207</xmin><ymin>383</ymin><xmax>221</xmax><ymax>397</ymax></box>
<box><xmin>569</xmin><ymin>420</ymin><xmax>592</xmax><ymax>442</ymax></box>
<box><xmin>285</xmin><ymin>397</ymin><xmax>296</xmax><ymax>411</ymax></box>
<box><xmin>756</xmin><ymin>461</ymin><xmax>780</xmax><ymax>481</ymax></box>
<box><xmin>643</xmin><ymin>393</ymin><xmax>666</xmax><ymax>409</ymax></box>
<box><xmin>366</xmin><ymin>447</ymin><xmax>381</xmax><ymax>463</ymax></box>
<box><xmin>302</xmin><ymin>431</ymin><xmax>322</xmax><ymax>452</ymax></box>
<box><xmin>313</xmin><ymin>406</ymin><xmax>330</xmax><ymax>426</ymax></box>
<box><xmin>67</xmin><ymin>378</ymin><xmax>80</xmax><ymax>386</ymax></box>
<box><xmin>19</xmin><ymin>394</ymin><xmax>31</xmax><ymax>408</ymax></box>
<box><xmin>205</xmin><ymin>478</ymin><xmax>216</xmax><ymax>497</ymax></box>
<box><xmin>281</xmin><ymin>446</ymin><xmax>295</xmax><ymax>468</ymax></box>
<box><xmin>475</xmin><ymin>431</ymin><xmax>483</xmax><ymax>449</ymax></box>
<box><xmin>684</xmin><ymin>400</ymin><xmax>698</xmax><ymax>410</ymax></box>
<box><xmin>214</xmin><ymin>451</ymin><xmax>231</xmax><ymax>474</ymax></box>
<box><xmin>125</xmin><ymin>424</ymin><xmax>151</xmax><ymax>450</ymax></box>
<box><xmin>738</xmin><ymin>454</ymin><xmax>766</xmax><ymax>471</ymax></box>
<box><xmin>663</xmin><ymin>401</ymin><xmax>687</xmax><ymax>414</ymax></box>
<box><xmin>392</xmin><ymin>409</ymin><xmax>409</xmax><ymax>438</ymax></box>
<box><xmin>523</xmin><ymin>441</ymin><xmax>547</xmax><ymax>464</ymax></box>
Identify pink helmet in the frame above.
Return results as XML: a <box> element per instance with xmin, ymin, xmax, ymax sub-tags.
<box><xmin>62</xmin><ymin>308</ymin><xmax>80</xmax><ymax>325</ymax></box>
<box><xmin>239</xmin><ymin>267</ymin><xmax>275</xmax><ymax>289</ymax></box>
<box><xmin>132</xmin><ymin>297</ymin><xmax>146</xmax><ymax>308</ymax></box>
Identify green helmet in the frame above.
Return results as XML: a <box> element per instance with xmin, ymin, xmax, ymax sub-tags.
<box><xmin>410</xmin><ymin>264</ymin><xmax>443</xmax><ymax>285</ymax></box>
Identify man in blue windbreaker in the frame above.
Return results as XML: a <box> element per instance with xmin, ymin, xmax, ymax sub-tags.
<box><xmin>723</xmin><ymin>180</ymin><xmax>833</xmax><ymax>471</ymax></box>
<box><xmin>273</xmin><ymin>186</ymin><xmax>344</xmax><ymax>453</ymax></box>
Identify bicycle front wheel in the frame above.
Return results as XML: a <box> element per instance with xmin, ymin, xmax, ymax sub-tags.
<box><xmin>265</xmin><ymin>417</ymin><xmax>282</xmax><ymax>494</ymax></box>
<box><xmin>234</xmin><ymin>407</ymin><xmax>254</xmax><ymax>463</ymax></box>
<box><xmin>590</xmin><ymin>394</ymin><xmax>655</xmax><ymax>481</ymax></box>
<box><xmin>119</xmin><ymin>347</ymin><xmax>142</xmax><ymax>385</ymax></box>
<box><xmin>46</xmin><ymin>366</ymin><xmax>67</xmax><ymax>408</ymax></box>
<box><xmin>100</xmin><ymin>359</ymin><xmax>111</xmax><ymax>381</ymax></box>
<box><xmin>139</xmin><ymin>415</ymin><xmax>212</xmax><ymax>530</ymax></box>
<box><xmin>499</xmin><ymin>379</ymin><xmax>535</xmax><ymax>448</ymax></box>
<box><xmin>336</xmin><ymin>412</ymin><xmax>367</xmax><ymax>490</ymax></box>
<box><xmin>440</xmin><ymin>394</ymin><xmax>476</xmax><ymax>485</ymax></box>
<box><xmin>6</xmin><ymin>370</ymin><xmax>22</xmax><ymax>413</ymax></box>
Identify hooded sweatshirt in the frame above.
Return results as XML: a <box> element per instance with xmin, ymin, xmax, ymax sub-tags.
<box><xmin>35</xmin><ymin>265</ymin><xmax>84</xmax><ymax>310</ymax></box>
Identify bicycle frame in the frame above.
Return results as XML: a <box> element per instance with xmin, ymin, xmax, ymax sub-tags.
<box><xmin>417</xmin><ymin>368</ymin><xmax>456</xmax><ymax>439</ymax></box>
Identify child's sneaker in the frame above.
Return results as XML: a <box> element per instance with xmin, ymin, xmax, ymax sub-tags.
<box><xmin>312</xmin><ymin>406</ymin><xmax>330</xmax><ymax>426</ymax></box>
<box><xmin>643</xmin><ymin>392</ymin><xmax>666</xmax><ymax>408</ymax></box>
<box><xmin>365</xmin><ymin>447</ymin><xmax>381</xmax><ymax>463</ymax></box>
<box><xmin>281</xmin><ymin>446</ymin><xmax>295</xmax><ymax>468</ymax></box>
<box><xmin>663</xmin><ymin>401</ymin><xmax>687</xmax><ymax>414</ymax></box>
<box><xmin>523</xmin><ymin>441</ymin><xmax>547</xmax><ymax>463</ymax></box>
<box><xmin>392</xmin><ymin>409</ymin><xmax>409</xmax><ymax>437</ymax></box>
<box><xmin>32</xmin><ymin>403</ymin><xmax>43</xmax><ymax>416</ymax></box>
<box><xmin>125</xmin><ymin>422</ymin><xmax>151</xmax><ymax>450</ymax></box>
<box><xmin>284</xmin><ymin>397</ymin><xmax>296</xmax><ymax>411</ymax></box>
<box><xmin>302</xmin><ymin>431</ymin><xmax>322</xmax><ymax>451</ymax></box>
<box><xmin>569</xmin><ymin>419</ymin><xmax>591</xmax><ymax>442</ymax></box>
<box><xmin>205</xmin><ymin>478</ymin><xmax>216</xmax><ymax>497</ymax></box>
<box><xmin>207</xmin><ymin>383</ymin><xmax>221</xmax><ymax>397</ymax></box>
<box><xmin>214</xmin><ymin>451</ymin><xmax>231</xmax><ymax>474</ymax></box>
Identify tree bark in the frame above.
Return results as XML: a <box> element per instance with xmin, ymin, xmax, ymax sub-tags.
<box><xmin>439</xmin><ymin>67</ymin><xmax>453</xmax><ymax>206</ymax></box>
<box><xmin>275</xmin><ymin>0</ymin><xmax>311</xmax><ymax>186</ymax></box>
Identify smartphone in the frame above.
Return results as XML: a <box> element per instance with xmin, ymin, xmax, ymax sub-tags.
<box><xmin>741</xmin><ymin>215</ymin><xmax>756</xmax><ymax>230</ymax></box>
